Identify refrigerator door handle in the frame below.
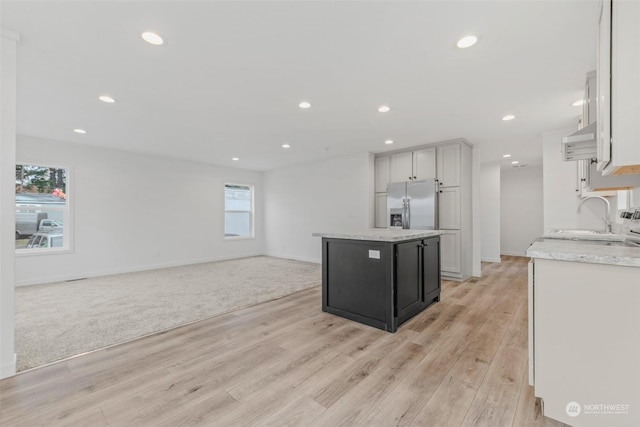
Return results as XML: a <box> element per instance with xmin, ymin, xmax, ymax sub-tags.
<box><xmin>404</xmin><ymin>199</ymin><xmax>410</xmax><ymax>229</ymax></box>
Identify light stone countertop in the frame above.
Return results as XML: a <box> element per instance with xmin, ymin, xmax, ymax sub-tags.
<box><xmin>312</xmin><ymin>229</ymin><xmax>443</xmax><ymax>242</ymax></box>
<box><xmin>526</xmin><ymin>239</ymin><xmax>640</xmax><ymax>268</ymax></box>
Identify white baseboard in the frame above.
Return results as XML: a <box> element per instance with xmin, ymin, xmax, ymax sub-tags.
<box><xmin>472</xmin><ymin>269</ymin><xmax>482</xmax><ymax>278</ymax></box>
<box><xmin>481</xmin><ymin>257</ymin><xmax>502</xmax><ymax>263</ymax></box>
<box><xmin>0</xmin><ymin>353</ymin><xmax>16</xmax><ymax>379</ymax></box>
<box><xmin>15</xmin><ymin>252</ymin><xmax>266</xmax><ymax>287</ymax></box>
<box><xmin>264</xmin><ymin>252</ymin><xmax>321</xmax><ymax>264</ymax></box>
<box><xmin>500</xmin><ymin>251</ymin><xmax>529</xmax><ymax>257</ymax></box>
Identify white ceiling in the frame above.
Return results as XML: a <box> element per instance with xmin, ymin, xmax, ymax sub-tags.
<box><xmin>2</xmin><ymin>0</ymin><xmax>600</xmax><ymax>171</ymax></box>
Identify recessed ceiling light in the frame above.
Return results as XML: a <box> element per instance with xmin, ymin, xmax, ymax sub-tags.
<box><xmin>282</xmin><ymin>144</ymin><xmax>291</xmax><ymax>149</ymax></box>
<box><xmin>502</xmin><ymin>115</ymin><xmax>516</xmax><ymax>121</ymax></box>
<box><xmin>385</xmin><ymin>140</ymin><xmax>394</xmax><ymax>145</ymax></box>
<box><xmin>511</xmin><ymin>160</ymin><xmax>519</xmax><ymax>164</ymax></box>
<box><xmin>141</xmin><ymin>32</ymin><xmax>164</xmax><ymax>46</ymax></box>
<box><xmin>457</xmin><ymin>35</ymin><xmax>478</xmax><ymax>49</ymax></box>
<box><xmin>98</xmin><ymin>95</ymin><xmax>116</xmax><ymax>103</ymax></box>
<box><xmin>503</xmin><ymin>154</ymin><xmax>512</xmax><ymax>158</ymax></box>
<box><xmin>73</xmin><ymin>128</ymin><xmax>86</xmax><ymax>134</ymax></box>
<box><xmin>232</xmin><ymin>157</ymin><xmax>239</xmax><ymax>161</ymax></box>
<box><xmin>378</xmin><ymin>105</ymin><xmax>391</xmax><ymax>113</ymax></box>
<box><xmin>299</xmin><ymin>101</ymin><xmax>311</xmax><ymax>109</ymax></box>
<box><xmin>572</xmin><ymin>99</ymin><xmax>586</xmax><ymax>107</ymax></box>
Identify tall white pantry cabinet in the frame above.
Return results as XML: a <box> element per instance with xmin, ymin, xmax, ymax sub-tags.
<box><xmin>374</xmin><ymin>139</ymin><xmax>473</xmax><ymax>281</ymax></box>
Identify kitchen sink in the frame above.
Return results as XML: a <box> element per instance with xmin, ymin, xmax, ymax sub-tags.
<box><xmin>542</xmin><ymin>229</ymin><xmax>626</xmax><ymax>242</ymax></box>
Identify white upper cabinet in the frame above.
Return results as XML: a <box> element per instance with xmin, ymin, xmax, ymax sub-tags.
<box><xmin>413</xmin><ymin>147</ymin><xmax>436</xmax><ymax>181</ymax></box>
<box><xmin>389</xmin><ymin>151</ymin><xmax>414</xmax><ymax>183</ymax></box>
<box><xmin>597</xmin><ymin>0</ymin><xmax>612</xmax><ymax>171</ymax></box>
<box><xmin>437</xmin><ymin>144</ymin><xmax>461</xmax><ymax>187</ymax></box>
<box><xmin>388</xmin><ymin>148</ymin><xmax>436</xmax><ymax>183</ymax></box>
<box><xmin>598</xmin><ymin>0</ymin><xmax>640</xmax><ymax>175</ymax></box>
<box><xmin>375</xmin><ymin>156</ymin><xmax>390</xmax><ymax>193</ymax></box>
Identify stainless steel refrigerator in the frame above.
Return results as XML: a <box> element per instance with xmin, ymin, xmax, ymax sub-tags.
<box><xmin>387</xmin><ymin>179</ymin><xmax>438</xmax><ymax>230</ymax></box>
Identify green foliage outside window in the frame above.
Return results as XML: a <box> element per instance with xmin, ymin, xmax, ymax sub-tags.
<box><xmin>16</xmin><ymin>165</ymin><xmax>66</xmax><ymax>195</ymax></box>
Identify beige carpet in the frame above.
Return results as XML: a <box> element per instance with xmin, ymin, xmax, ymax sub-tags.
<box><xmin>15</xmin><ymin>256</ymin><xmax>321</xmax><ymax>372</ymax></box>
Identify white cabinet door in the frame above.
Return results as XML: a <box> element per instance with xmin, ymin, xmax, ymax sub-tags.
<box><xmin>533</xmin><ymin>259</ymin><xmax>640</xmax><ymax>425</ymax></box>
<box><xmin>389</xmin><ymin>151</ymin><xmax>414</xmax><ymax>183</ymax></box>
<box><xmin>438</xmin><ymin>187</ymin><xmax>460</xmax><ymax>229</ymax></box>
<box><xmin>375</xmin><ymin>157</ymin><xmax>390</xmax><ymax>192</ymax></box>
<box><xmin>607</xmin><ymin>0</ymin><xmax>640</xmax><ymax>175</ymax></box>
<box><xmin>375</xmin><ymin>193</ymin><xmax>387</xmax><ymax>228</ymax></box>
<box><xmin>413</xmin><ymin>147</ymin><xmax>436</xmax><ymax>181</ymax></box>
<box><xmin>528</xmin><ymin>259</ymin><xmax>535</xmax><ymax>387</ymax></box>
<box><xmin>437</xmin><ymin>144</ymin><xmax>461</xmax><ymax>188</ymax></box>
<box><xmin>440</xmin><ymin>230</ymin><xmax>461</xmax><ymax>274</ymax></box>
<box><xmin>597</xmin><ymin>0</ymin><xmax>611</xmax><ymax>171</ymax></box>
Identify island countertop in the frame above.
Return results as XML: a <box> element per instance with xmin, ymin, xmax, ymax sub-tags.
<box><xmin>526</xmin><ymin>238</ymin><xmax>640</xmax><ymax>268</ymax></box>
<box><xmin>312</xmin><ymin>229</ymin><xmax>443</xmax><ymax>242</ymax></box>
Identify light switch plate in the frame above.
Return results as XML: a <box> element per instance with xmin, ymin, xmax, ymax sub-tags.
<box><xmin>368</xmin><ymin>250</ymin><xmax>381</xmax><ymax>259</ymax></box>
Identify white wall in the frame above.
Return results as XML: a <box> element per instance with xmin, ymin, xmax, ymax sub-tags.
<box><xmin>263</xmin><ymin>153</ymin><xmax>373</xmax><ymax>263</ymax></box>
<box><xmin>1</xmin><ymin>29</ymin><xmax>19</xmax><ymax>378</ymax></box>
<box><xmin>501</xmin><ymin>166</ymin><xmax>544</xmax><ymax>256</ymax></box>
<box><xmin>542</xmin><ymin>128</ymin><xmax>616</xmax><ymax>230</ymax></box>
<box><xmin>632</xmin><ymin>188</ymin><xmax>640</xmax><ymax>207</ymax></box>
<box><xmin>15</xmin><ymin>135</ymin><xmax>264</xmax><ymax>286</ymax></box>
<box><xmin>479</xmin><ymin>161</ymin><xmax>501</xmax><ymax>262</ymax></box>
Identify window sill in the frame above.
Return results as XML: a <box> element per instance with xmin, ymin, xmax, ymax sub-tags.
<box><xmin>224</xmin><ymin>236</ymin><xmax>255</xmax><ymax>241</ymax></box>
<box><xmin>15</xmin><ymin>247</ymin><xmax>73</xmax><ymax>257</ymax></box>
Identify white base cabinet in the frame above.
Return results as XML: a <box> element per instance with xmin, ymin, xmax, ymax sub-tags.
<box><xmin>439</xmin><ymin>230</ymin><xmax>461</xmax><ymax>278</ymax></box>
<box><xmin>529</xmin><ymin>258</ymin><xmax>640</xmax><ymax>426</ymax></box>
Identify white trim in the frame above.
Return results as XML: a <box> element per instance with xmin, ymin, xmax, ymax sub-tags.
<box><xmin>500</xmin><ymin>251</ymin><xmax>529</xmax><ymax>257</ymax></box>
<box><xmin>1</xmin><ymin>28</ymin><xmax>20</xmax><ymax>41</ymax></box>
<box><xmin>0</xmin><ymin>353</ymin><xmax>16</xmax><ymax>379</ymax></box>
<box><xmin>264</xmin><ymin>252</ymin><xmax>321</xmax><ymax>264</ymax></box>
<box><xmin>223</xmin><ymin>236</ymin><xmax>256</xmax><ymax>242</ymax></box>
<box><xmin>481</xmin><ymin>257</ymin><xmax>502</xmax><ymax>263</ymax></box>
<box><xmin>15</xmin><ymin>247</ymin><xmax>74</xmax><ymax>257</ymax></box>
<box><xmin>472</xmin><ymin>269</ymin><xmax>482</xmax><ymax>278</ymax></box>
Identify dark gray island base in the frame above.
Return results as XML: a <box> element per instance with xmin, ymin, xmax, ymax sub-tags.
<box><xmin>313</xmin><ymin>230</ymin><xmax>442</xmax><ymax>333</ymax></box>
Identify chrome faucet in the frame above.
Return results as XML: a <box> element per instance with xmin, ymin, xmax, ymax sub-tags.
<box><xmin>577</xmin><ymin>196</ymin><xmax>612</xmax><ymax>233</ymax></box>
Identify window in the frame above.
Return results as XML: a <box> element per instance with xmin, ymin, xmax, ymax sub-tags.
<box><xmin>224</xmin><ymin>184</ymin><xmax>253</xmax><ymax>238</ymax></box>
<box><xmin>15</xmin><ymin>164</ymin><xmax>70</xmax><ymax>253</ymax></box>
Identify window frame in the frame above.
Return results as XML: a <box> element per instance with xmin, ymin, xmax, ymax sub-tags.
<box><xmin>223</xmin><ymin>182</ymin><xmax>255</xmax><ymax>240</ymax></box>
<box><xmin>15</xmin><ymin>163</ymin><xmax>73</xmax><ymax>256</ymax></box>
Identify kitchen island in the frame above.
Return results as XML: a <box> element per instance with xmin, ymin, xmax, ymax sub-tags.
<box><xmin>312</xmin><ymin>229</ymin><xmax>442</xmax><ymax>332</ymax></box>
<box><xmin>526</xmin><ymin>238</ymin><xmax>640</xmax><ymax>426</ymax></box>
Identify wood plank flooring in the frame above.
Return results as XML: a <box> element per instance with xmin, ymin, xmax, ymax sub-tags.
<box><xmin>0</xmin><ymin>256</ymin><xmax>569</xmax><ymax>426</ymax></box>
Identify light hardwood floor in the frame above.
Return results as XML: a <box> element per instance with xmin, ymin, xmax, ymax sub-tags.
<box><xmin>0</xmin><ymin>256</ymin><xmax>568</xmax><ymax>426</ymax></box>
